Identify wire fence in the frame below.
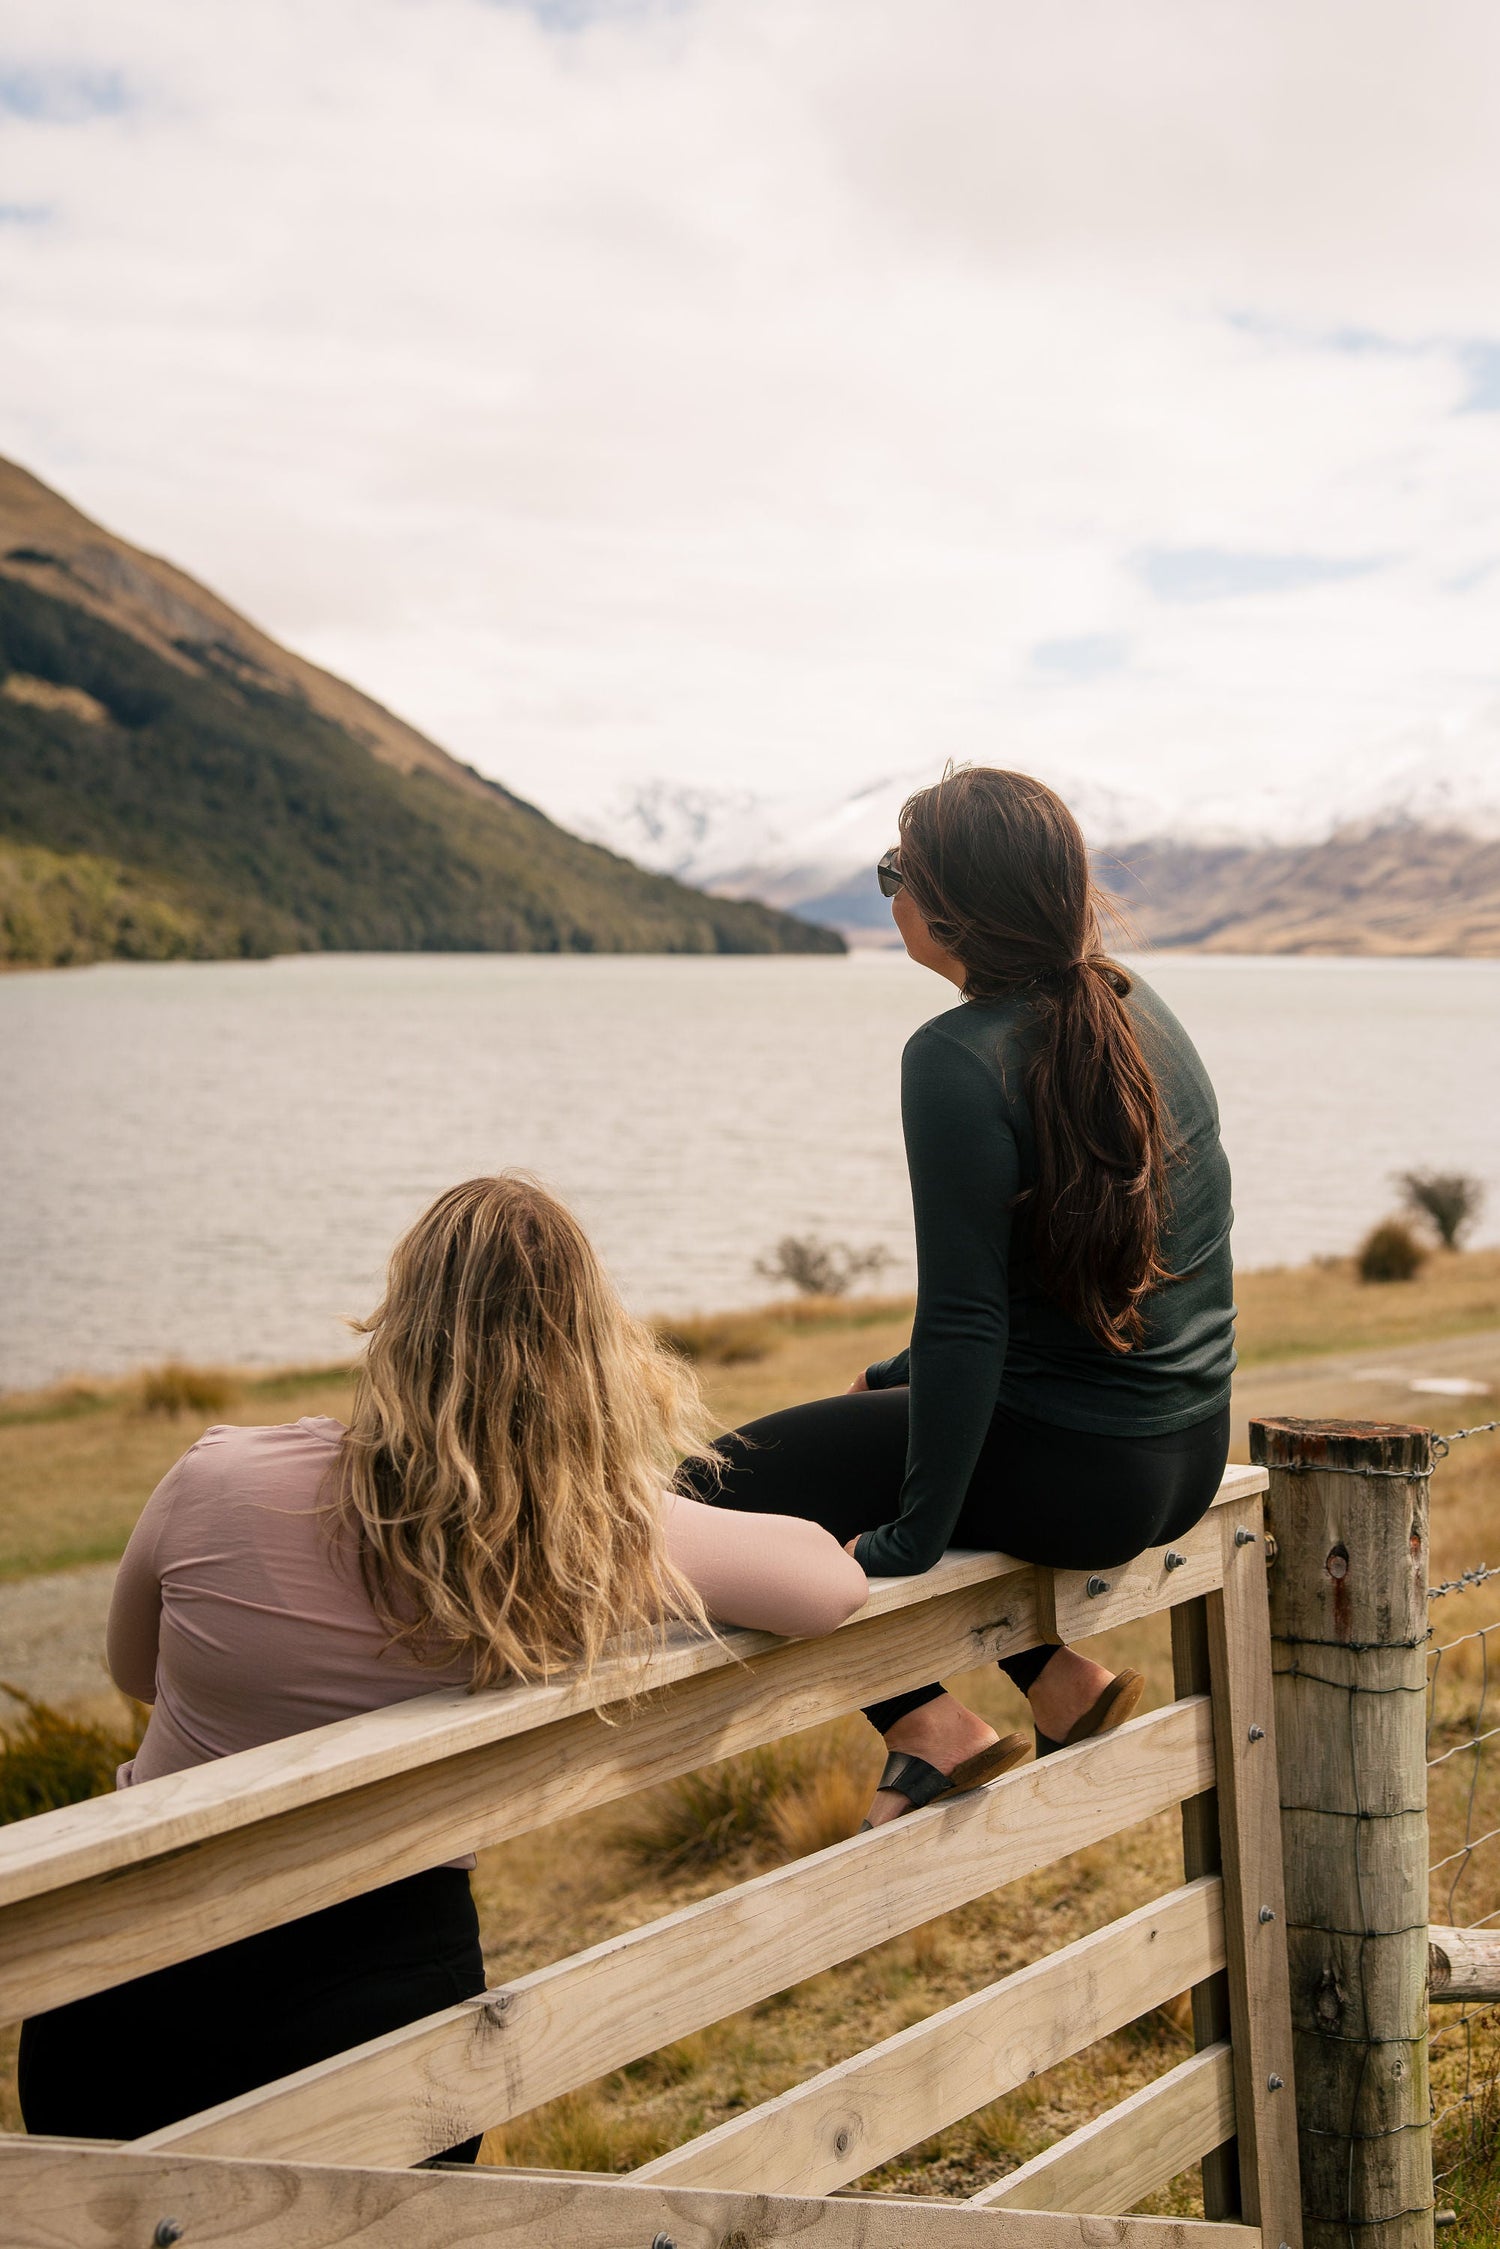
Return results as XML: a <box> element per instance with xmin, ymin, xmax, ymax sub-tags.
<box><xmin>1424</xmin><ymin>1419</ymin><xmax>1500</xmax><ymax>2186</ymax></box>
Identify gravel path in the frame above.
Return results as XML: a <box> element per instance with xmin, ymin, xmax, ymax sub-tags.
<box><xmin>0</xmin><ymin>1327</ymin><xmax>1494</xmax><ymax>1715</ymax></box>
<box><xmin>0</xmin><ymin>1561</ymin><xmax>120</xmax><ymax>1715</ymax></box>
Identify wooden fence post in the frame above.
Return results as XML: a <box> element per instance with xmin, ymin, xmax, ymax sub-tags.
<box><xmin>1254</xmin><ymin>1416</ymin><xmax>1435</xmax><ymax>2249</ymax></box>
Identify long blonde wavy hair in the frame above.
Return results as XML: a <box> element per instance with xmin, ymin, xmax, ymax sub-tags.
<box><xmin>335</xmin><ymin>1174</ymin><xmax>717</xmax><ymax>1689</ymax></box>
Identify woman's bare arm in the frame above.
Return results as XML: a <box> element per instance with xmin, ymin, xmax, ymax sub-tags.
<box><xmin>105</xmin><ymin>1458</ymin><xmax>187</xmax><ymax>1702</ymax></box>
<box><xmin>662</xmin><ymin>1491</ymin><xmax>868</xmax><ymax>1639</ymax></box>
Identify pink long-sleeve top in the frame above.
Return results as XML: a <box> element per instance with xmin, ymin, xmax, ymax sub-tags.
<box><xmin>108</xmin><ymin>1417</ymin><xmax>869</xmax><ymax>1803</ymax></box>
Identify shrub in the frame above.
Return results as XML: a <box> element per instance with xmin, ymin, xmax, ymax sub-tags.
<box><xmin>1357</xmin><ymin>1220</ymin><xmax>1426</xmax><ymax>1284</ymax></box>
<box><xmin>132</xmin><ymin>1361</ymin><xmax>236</xmax><ymax>1417</ymax></box>
<box><xmin>1399</xmin><ymin>1169</ymin><xmax>1486</xmax><ymax>1251</ymax></box>
<box><xmin>651</xmin><ymin>1313</ymin><xmax>774</xmax><ymax>1366</ymax></box>
<box><xmin>0</xmin><ymin>1686</ymin><xmax>144</xmax><ymax>1824</ymax></box>
<box><xmin>754</xmin><ymin>1235</ymin><xmax>891</xmax><ymax>1298</ymax></box>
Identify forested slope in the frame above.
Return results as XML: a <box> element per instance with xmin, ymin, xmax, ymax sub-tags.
<box><xmin>0</xmin><ymin>460</ymin><xmax>841</xmax><ymax>964</ymax></box>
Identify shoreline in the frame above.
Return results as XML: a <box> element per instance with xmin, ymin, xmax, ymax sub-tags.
<box><xmin>6</xmin><ymin>1247</ymin><xmax>1500</xmax><ymax>1415</ymax></box>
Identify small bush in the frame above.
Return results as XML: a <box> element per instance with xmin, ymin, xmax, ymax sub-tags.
<box><xmin>1357</xmin><ymin>1220</ymin><xmax>1426</xmax><ymax>1284</ymax></box>
<box><xmin>1399</xmin><ymin>1169</ymin><xmax>1486</xmax><ymax>1251</ymax></box>
<box><xmin>754</xmin><ymin>1235</ymin><xmax>891</xmax><ymax>1298</ymax></box>
<box><xmin>132</xmin><ymin>1361</ymin><xmax>237</xmax><ymax>1417</ymax></box>
<box><xmin>0</xmin><ymin>1685</ymin><xmax>144</xmax><ymax>1824</ymax></box>
<box><xmin>652</xmin><ymin>1313</ymin><xmax>774</xmax><ymax>1366</ymax></box>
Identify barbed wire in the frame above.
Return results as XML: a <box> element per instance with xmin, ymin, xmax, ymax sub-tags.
<box><xmin>1434</xmin><ymin>1419</ymin><xmax>1500</xmax><ymax>1457</ymax></box>
<box><xmin>1431</xmin><ymin>1563</ymin><xmax>1500</xmax><ymax>1603</ymax></box>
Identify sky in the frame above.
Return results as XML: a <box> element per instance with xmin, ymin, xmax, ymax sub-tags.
<box><xmin>3</xmin><ymin>0</ymin><xmax>1500</xmax><ymax>840</ymax></box>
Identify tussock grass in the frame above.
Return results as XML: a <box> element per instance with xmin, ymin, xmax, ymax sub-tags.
<box><xmin>768</xmin><ymin>1762</ymin><xmax>874</xmax><ymax>1859</ymax></box>
<box><xmin>0</xmin><ymin>1685</ymin><xmax>144</xmax><ymax>1824</ymax></box>
<box><xmin>651</xmin><ymin>1313</ymin><xmax>776</xmax><ymax>1367</ymax></box>
<box><xmin>132</xmin><ymin>1362</ymin><xmax>239</xmax><ymax>1418</ymax></box>
<box><xmin>617</xmin><ymin>1744</ymin><xmax>798</xmax><ymax>1873</ymax></box>
<box><xmin>617</xmin><ymin>1722</ymin><xmax>878</xmax><ymax>1874</ymax></box>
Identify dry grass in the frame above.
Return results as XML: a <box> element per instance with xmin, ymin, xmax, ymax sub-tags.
<box><xmin>1234</xmin><ymin>1244</ymin><xmax>1500</xmax><ymax>1365</ymax></box>
<box><xmin>4</xmin><ymin>1250</ymin><xmax>1497</xmax><ymax>1579</ymax></box>
<box><xmin>0</xmin><ymin>1359</ymin><xmax>361</xmax><ymax>1578</ymax></box>
<box><xmin>1411</xmin><ymin>1407</ymin><xmax>1500</xmax><ymax>2249</ymax></box>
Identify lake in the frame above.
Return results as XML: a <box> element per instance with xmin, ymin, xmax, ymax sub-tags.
<box><xmin>3</xmin><ymin>951</ymin><xmax>1497</xmax><ymax>1391</ymax></box>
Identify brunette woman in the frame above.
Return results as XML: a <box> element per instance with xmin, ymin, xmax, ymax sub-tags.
<box><xmin>677</xmin><ymin>767</ymin><xmax>1235</xmax><ymax>1828</ymax></box>
<box><xmin>19</xmin><ymin>1175</ymin><xmax>867</xmax><ymax>2150</ymax></box>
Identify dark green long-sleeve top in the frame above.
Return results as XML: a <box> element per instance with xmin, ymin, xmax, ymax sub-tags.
<box><xmin>852</xmin><ymin>974</ymin><xmax>1235</xmax><ymax>1578</ymax></box>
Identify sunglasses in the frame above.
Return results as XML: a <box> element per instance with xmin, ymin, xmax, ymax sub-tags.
<box><xmin>876</xmin><ymin>846</ymin><xmax>903</xmax><ymax>898</ymax></box>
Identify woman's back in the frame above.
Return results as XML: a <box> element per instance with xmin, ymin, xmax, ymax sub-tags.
<box><xmin>109</xmin><ymin>1412</ymin><xmax>868</xmax><ymax>1790</ymax></box>
<box><xmin>109</xmin><ymin>1417</ymin><xmax>469</xmax><ymax>1787</ymax></box>
<box><xmin>894</xmin><ymin>967</ymin><xmax>1235</xmax><ymax>1433</ymax></box>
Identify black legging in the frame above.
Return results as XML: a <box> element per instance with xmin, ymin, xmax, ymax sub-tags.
<box><xmin>19</xmin><ymin>1866</ymin><xmax>485</xmax><ymax>2156</ymax></box>
<box><xmin>678</xmin><ymin>1391</ymin><xmax>1231</xmax><ymax>1735</ymax></box>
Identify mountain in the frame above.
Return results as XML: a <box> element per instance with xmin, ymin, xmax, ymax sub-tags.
<box><xmin>593</xmin><ymin>773</ymin><xmax>1500</xmax><ymax>955</ymax></box>
<box><xmin>1101</xmin><ymin>826</ymin><xmax>1500</xmax><ymax>956</ymax></box>
<box><xmin>0</xmin><ymin>460</ymin><xmax>842</xmax><ymax>965</ymax></box>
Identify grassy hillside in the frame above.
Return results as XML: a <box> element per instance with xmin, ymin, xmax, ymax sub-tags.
<box><xmin>0</xmin><ymin>573</ymin><xmax>841</xmax><ymax>961</ymax></box>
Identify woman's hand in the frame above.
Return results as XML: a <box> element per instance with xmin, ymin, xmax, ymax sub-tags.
<box><xmin>845</xmin><ymin>1368</ymin><xmax>869</xmax><ymax>1394</ymax></box>
<box><xmin>844</xmin><ymin>1536</ymin><xmax>862</xmax><ymax>1557</ymax></box>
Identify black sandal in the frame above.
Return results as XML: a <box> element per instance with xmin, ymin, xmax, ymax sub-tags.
<box><xmin>859</xmin><ymin>1731</ymin><xmax>1031</xmax><ymax>1831</ymax></box>
<box><xmin>1034</xmin><ymin>1666</ymin><xmax>1145</xmax><ymax>1757</ymax></box>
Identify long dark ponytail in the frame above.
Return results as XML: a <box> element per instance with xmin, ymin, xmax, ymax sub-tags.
<box><xmin>897</xmin><ymin>766</ymin><xmax>1171</xmax><ymax>1353</ymax></box>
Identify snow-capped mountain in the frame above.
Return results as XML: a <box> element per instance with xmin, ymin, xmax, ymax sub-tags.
<box><xmin>584</xmin><ymin>731</ymin><xmax>1500</xmax><ymax>936</ymax></box>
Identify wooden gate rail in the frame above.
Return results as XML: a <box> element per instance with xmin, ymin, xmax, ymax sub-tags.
<box><xmin>1</xmin><ymin>1465</ymin><xmax>1303</xmax><ymax>2248</ymax></box>
<box><xmin>2</xmin><ymin>2139</ymin><xmax>1265</xmax><ymax>2249</ymax></box>
<box><xmin>141</xmin><ymin>1696</ymin><xmax>1215</xmax><ymax>2163</ymax></box>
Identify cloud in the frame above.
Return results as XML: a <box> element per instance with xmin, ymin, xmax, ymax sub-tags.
<box><xmin>0</xmin><ymin>0</ymin><xmax>1497</xmax><ymax>836</ymax></box>
<box><xmin>1133</xmin><ymin>550</ymin><xmax>1390</xmax><ymax>604</ymax></box>
<box><xmin>0</xmin><ymin>64</ymin><xmax>128</xmax><ymax>121</ymax></box>
<box><xmin>1030</xmin><ymin>635</ymin><xmax>1129</xmax><ymax>683</ymax></box>
<box><xmin>1457</xmin><ymin>343</ymin><xmax>1500</xmax><ymax>414</ymax></box>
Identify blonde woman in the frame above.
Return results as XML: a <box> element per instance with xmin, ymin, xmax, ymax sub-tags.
<box><xmin>19</xmin><ymin>1175</ymin><xmax>868</xmax><ymax>2156</ymax></box>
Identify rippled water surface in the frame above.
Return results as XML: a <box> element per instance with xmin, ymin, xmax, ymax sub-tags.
<box><xmin>3</xmin><ymin>951</ymin><xmax>1497</xmax><ymax>1389</ymax></box>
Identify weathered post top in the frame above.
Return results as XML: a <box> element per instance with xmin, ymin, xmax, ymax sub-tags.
<box><xmin>1251</xmin><ymin>1416</ymin><xmax>1435</xmax><ymax>1473</ymax></box>
<box><xmin>1251</xmin><ymin>1417</ymin><xmax>1433</xmax><ymax>1652</ymax></box>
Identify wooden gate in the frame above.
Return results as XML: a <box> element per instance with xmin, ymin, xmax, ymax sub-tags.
<box><xmin>2</xmin><ymin>1466</ymin><xmax>1301</xmax><ymax>2247</ymax></box>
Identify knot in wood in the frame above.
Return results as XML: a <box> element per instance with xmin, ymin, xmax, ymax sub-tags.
<box><xmin>1314</xmin><ymin>1962</ymin><xmax>1349</xmax><ymax>2029</ymax></box>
